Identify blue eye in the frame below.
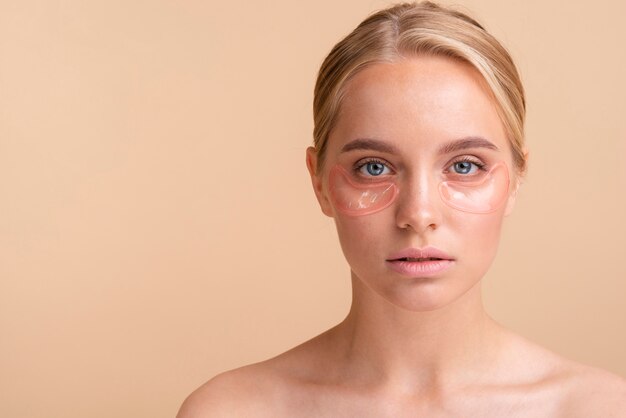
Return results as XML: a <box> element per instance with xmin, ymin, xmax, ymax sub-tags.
<box><xmin>454</xmin><ymin>161</ymin><xmax>476</xmax><ymax>174</ymax></box>
<box><xmin>451</xmin><ymin>158</ymin><xmax>485</xmax><ymax>175</ymax></box>
<box><xmin>355</xmin><ymin>159</ymin><xmax>391</xmax><ymax>177</ymax></box>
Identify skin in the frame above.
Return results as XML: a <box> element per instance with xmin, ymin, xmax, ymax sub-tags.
<box><xmin>177</xmin><ymin>55</ymin><xmax>626</xmax><ymax>417</ymax></box>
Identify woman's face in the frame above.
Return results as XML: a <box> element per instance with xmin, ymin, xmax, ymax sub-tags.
<box><xmin>306</xmin><ymin>55</ymin><xmax>523</xmax><ymax>312</ymax></box>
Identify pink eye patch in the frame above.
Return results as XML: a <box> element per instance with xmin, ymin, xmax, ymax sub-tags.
<box><xmin>328</xmin><ymin>162</ymin><xmax>510</xmax><ymax>216</ymax></box>
<box><xmin>327</xmin><ymin>166</ymin><xmax>399</xmax><ymax>216</ymax></box>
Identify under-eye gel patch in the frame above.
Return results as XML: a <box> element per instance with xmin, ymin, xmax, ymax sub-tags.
<box><xmin>438</xmin><ymin>161</ymin><xmax>509</xmax><ymax>213</ymax></box>
<box><xmin>328</xmin><ymin>161</ymin><xmax>510</xmax><ymax>216</ymax></box>
<box><xmin>328</xmin><ymin>165</ymin><xmax>399</xmax><ymax>216</ymax></box>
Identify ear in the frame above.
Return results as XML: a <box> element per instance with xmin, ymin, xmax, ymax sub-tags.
<box><xmin>504</xmin><ymin>176</ymin><xmax>521</xmax><ymax>217</ymax></box>
<box><xmin>306</xmin><ymin>146</ymin><xmax>334</xmax><ymax>217</ymax></box>
<box><xmin>504</xmin><ymin>148</ymin><xmax>529</xmax><ymax>217</ymax></box>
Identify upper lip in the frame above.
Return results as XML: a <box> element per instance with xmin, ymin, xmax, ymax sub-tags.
<box><xmin>386</xmin><ymin>246</ymin><xmax>454</xmax><ymax>261</ymax></box>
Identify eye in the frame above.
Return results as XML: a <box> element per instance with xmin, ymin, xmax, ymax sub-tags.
<box><xmin>448</xmin><ymin>157</ymin><xmax>486</xmax><ymax>175</ymax></box>
<box><xmin>354</xmin><ymin>158</ymin><xmax>392</xmax><ymax>177</ymax></box>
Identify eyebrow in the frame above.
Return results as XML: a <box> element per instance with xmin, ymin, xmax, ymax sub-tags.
<box><xmin>341</xmin><ymin>138</ymin><xmax>399</xmax><ymax>154</ymax></box>
<box><xmin>340</xmin><ymin>136</ymin><xmax>499</xmax><ymax>155</ymax></box>
<box><xmin>437</xmin><ymin>136</ymin><xmax>499</xmax><ymax>154</ymax></box>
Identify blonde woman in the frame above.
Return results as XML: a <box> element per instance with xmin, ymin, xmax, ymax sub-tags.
<box><xmin>178</xmin><ymin>2</ymin><xmax>626</xmax><ymax>416</ymax></box>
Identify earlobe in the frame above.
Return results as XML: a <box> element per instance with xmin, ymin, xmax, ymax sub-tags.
<box><xmin>505</xmin><ymin>148</ymin><xmax>529</xmax><ymax>217</ymax></box>
<box><xmin>305</xmin><ymin>147</ymin><xmax>334</xmax><ymax>218</ymax></box>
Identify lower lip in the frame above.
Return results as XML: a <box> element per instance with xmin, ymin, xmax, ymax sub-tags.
<box><xmin>386</xmin><ymin>259</ymin><xmax>455</xmax><ymax>277</ymax></box>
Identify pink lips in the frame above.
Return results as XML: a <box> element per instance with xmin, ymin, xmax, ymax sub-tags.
<box><xmin>386</xmin><ymin>246</ymin><xmax>455</xmax><ymax>278</ymax></box>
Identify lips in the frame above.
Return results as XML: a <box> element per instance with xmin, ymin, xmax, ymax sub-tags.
<box><xmin>386</xmin><ymin>259</ymin><xmax>454</xmax><ymax>277</ymax></box>
<box><xmin>386</xmin><ymin>246</ymin><xmax>454</xmax><ymax>262</ymax></box>
<box><xmin>396</xmin><ymin>257</ymin><xmax>443</xmax><ymax>261</ymax></box>
<box><xmin>386</xmin><ymin>246</ymin><xmax>455</xmax><ymax>278</ymax></box>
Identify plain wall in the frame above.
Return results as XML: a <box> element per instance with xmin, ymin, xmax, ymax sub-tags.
<box><xmin>1</xmin><ymin>0</ymin><xmax>624</xmax><ymax>417</ymax></box>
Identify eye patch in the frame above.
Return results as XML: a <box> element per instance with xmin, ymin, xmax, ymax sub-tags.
<box><xmin>328</xmin><ymin>161</ymin><xmax>510</xmax><ymax>216</ymax></box>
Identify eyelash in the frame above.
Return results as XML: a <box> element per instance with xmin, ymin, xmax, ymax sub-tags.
<box><xmin>449</xmin><ymin>156</ymin><xmax>487</xmax><ymax>173</ymax></box>
<box><xmin>353</xmin><ymin>156</ymin><xmax>488</xmax><ymax>176</ymax></box>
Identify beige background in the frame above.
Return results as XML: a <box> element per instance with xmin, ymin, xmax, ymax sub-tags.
<box><xmin>1</xmin><ymin>0</ymin><xmax>624</xmax><ymax>417</ymax></box>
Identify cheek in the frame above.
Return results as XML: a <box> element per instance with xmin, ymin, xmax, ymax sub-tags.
<box><xmin>452</xmin><ymin>209</ymin><xmax>506</xmax><ymax>267</ymax></box>
<box><xmin>333</xmin><ymin>214</ymin><xmax>389</xmax><ymax>267</ymax></box>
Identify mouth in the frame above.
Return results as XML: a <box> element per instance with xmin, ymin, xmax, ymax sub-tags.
<box><xmin>386</xmin><ymin>246</ymin><xmax>454</xmax><ymax>262</ymax></box>
<box><xmin>385</xmin><ymin>246</ymin><xmax>455</xmax><ymax>277</ymax></box>
<box><xmin>393</xmin><ymin>257</ymin><xmax>445</xmax><ymax>262</ymax></box>
<box><xmin>386</xmin><ymin>257</ymin><xmax>455</xmax><ymax>277</ymax></box>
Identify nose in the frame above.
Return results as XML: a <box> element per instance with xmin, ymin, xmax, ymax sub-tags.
<box><xmin>394</xmin><ymin>171</ymin><xmax>443</xmax><ymax>233</ymax></box>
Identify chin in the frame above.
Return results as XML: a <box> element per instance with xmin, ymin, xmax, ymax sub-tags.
<box><xmin>364</xmin><ymin>271</ymin><xmax>484</xmax><ymax>313</ymax></box>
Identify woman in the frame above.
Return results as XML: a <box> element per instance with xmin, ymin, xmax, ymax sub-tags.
<box><xmin>178</xmin><ymin>2</ymin><xmax>626</xmax><ymax>416</ymax></box>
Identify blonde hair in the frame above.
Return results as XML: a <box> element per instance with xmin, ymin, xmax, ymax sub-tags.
<box><xmin>312</xmin><ymin>1</ymin><xmax>527</xmax><ymax>177</ymax></box>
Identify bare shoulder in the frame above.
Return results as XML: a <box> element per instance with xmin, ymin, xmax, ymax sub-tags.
<box><xmin>560</xmin><ymin>361</ymin><xmax>626</xmax><ymax>417</ymax></box>
<box><xmin>176</xmin><ymin>362</ymin><xmax>287</xmax><ymax>418</ymax></box>
<box><xmin>493</xmin><ymin>326</ymin><xmax>626</xmax><ymax>417</ymax></box>
<box><xmin>175</xmin><ymin>327</ymin><xmax>338</xmax><ymax>417</ymax></box>
<box><xmin>175</xmin><ymin>369</ymin><xmax>254</xmax><ymax>418</ymax></box>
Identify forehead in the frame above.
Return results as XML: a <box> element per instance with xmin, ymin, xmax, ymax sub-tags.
<box><xmin>327</xmin><ymin>55</ymin><xmax>509</xmax><ymax>158</ymax></box>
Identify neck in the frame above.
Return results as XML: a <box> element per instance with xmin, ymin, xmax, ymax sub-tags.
<box><xmin>330</xmin><ymin>271</ymin><xmax>506</xmax><ymax>394</ymax></box>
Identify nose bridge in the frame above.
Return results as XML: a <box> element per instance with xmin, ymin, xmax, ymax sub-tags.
<box><xmin>407</xmin><ymin>166</ymin><xmax>439</xmax><ymax>205</ymax></box>
<box><xmin>396</xmin><ymin>165</ymin><xmax>442</xmax><ymax>228</ymax></box>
